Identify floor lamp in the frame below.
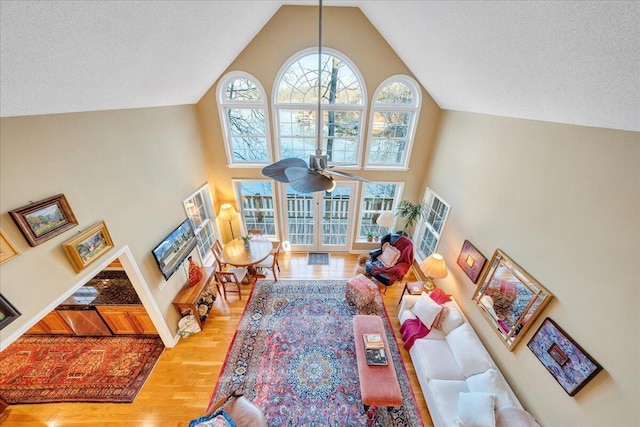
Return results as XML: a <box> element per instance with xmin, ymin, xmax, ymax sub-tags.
<box><xmin>376</xmin><ymin>211</ymin><xmax>395</xmax><ymax>236</ymax></box>
<box><xmin>218</xmin><ymin>204</ymin><xmax>238</xmax><ymax>239</ymax></box>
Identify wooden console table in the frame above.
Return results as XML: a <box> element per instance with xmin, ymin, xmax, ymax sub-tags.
<box><xmin>172</xmin><ymin>266</ymin><xmax>216</xmax><ymax>330</ymax></box>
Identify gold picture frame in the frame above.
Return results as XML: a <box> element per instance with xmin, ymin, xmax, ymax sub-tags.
<box><xmin>62</xmin><ymin>221</ymin><xmax>114</xmax><ymax>273</ymax></box>
<box><xmin>0</xmin><ymin>228</ymin><xmax>21</xmax><ymax>265</ymax></box>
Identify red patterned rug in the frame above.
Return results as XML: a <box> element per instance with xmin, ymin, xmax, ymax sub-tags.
<box><xmin>211</xmin><ymin>279</ymin><xmax>423</xmax><ymax>426</ymax></box>
<box><xmin>0</xmin><ymin>335</ymin><xmax>164</xmax><ymax>404</ymax></box>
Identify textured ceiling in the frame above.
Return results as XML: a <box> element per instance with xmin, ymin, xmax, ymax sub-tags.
<box><xmin>1</xmin><ymin>1</ymin><xmax>639</xmax><ymax>132</ymax></box>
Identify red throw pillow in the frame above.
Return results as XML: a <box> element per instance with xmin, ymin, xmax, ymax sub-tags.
<box><xmin>429</xmin><ymin>287</ymin><xmax>452</xmax><ymax>305</ymax></box>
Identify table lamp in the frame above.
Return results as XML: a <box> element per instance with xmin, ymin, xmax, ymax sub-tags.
<box><xmin>376</xmin><ymin>211</ymin><xmax>395</xmax><ymax>235</ymax></box>
<box><xmin>420</xmin><ymin>253</ymin><xmax>448</xmax><ymax>291</ymax></box>
<box><xmin>218</xmin><ymin>204</ymin><xmax>238</xmax><ymax>239</ymax></box>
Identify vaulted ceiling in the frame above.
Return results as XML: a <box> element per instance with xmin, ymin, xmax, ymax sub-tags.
<box><xmin>1</xmin><ymin>1</ymin><xmax>638</xmax><ymax>131</ymax></box>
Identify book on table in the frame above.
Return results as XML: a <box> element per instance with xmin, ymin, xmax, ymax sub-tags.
<box><xmin>362</xmin><ymin>334</ymin><xmax>388</xmax><ymax>365</ymax></box>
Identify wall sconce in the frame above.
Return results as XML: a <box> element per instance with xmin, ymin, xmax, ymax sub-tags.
<box><xmin>420</xmin><ymin>253</ymin><xmax>448</xmax><ymax>291</ymax></box>
<box><xmin>218</xmin><ymin>204</ymin><xmax>238</xmax><ymax>239</ymax></box>
<box><xmin>376</xmin><ymin>211</ymin><xmax>395</xmax><ymax>234</ymax></box>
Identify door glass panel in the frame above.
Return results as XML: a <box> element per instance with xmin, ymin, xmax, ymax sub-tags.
<box><xmin>321</xmin><ymin>187</ymin><xmax>351</xmax><ymax>246</ymax></box>
<box><xmin>286</xmin><ymin>188</ymin><xmax>314</xmax><ymax>245</ymax></box>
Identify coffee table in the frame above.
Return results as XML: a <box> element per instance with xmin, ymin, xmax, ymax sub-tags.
<box><xmin>353</xmin><ymin>314</ymin><xmax>403</xmax><ymax>426</ymax></box>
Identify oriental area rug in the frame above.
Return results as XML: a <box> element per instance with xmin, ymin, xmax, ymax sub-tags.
<box><xmin>0</xmin><ymin>335</ymin><xmax>164</xmax><ymax>404</ymax></box>
<box><xmin>211</xmin><ymin>279</ymin><xmax>423</xmax><ymax>426</ymax></box>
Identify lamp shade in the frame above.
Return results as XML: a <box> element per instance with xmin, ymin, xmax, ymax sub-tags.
<box><xmin>376</xmin><ymin>211</ymin><xmax>395</xmax><ymax>228</ymax></box>
<box><xmin>420</xmin><ymin>253</ymin><xmax>448</xmax><ymax>279</ymax></box>
<box><xmin>218</xmin><ymin>204</ymin><xmax>238</xmax><ymax>221</ymax></box>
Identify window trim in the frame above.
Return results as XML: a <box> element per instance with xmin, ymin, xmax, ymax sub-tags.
<box><xmin>232</xmin><ymin>179</ymin><xmax>280</xmax><ymax>240</ymax></box>
<box><xmin>183</xmin><ymin>183</ymin><xmax>218</xmax><ymax>266</ymax></box>
<box><xmin>414</xmin><ymin>187</ymin><xmax>451</xmax><ymax>261</ymax></box>
<box><xmin>271</xmin><ymin>47</ymin><xmax>367</xmax><ymax>168</ymax></box>
<box><xmin>364</xmin><ymin>74</ymin><xmax>421</xmax><ymax>170</ymax></box>
<box><xmin>355</xmin><ymin>181</ymin><xmax>404</xmax><ymax>242</ymax></box>
<box><xmin>217</xmin><ymin>71</ymin><xmax>272</xmax><ymax>167</ymax></box>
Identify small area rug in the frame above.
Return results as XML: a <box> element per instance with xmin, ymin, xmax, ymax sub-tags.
<box><xmin>0</xmin><ymin>335</ymin><xmax>164</xmax><ymax>404</ymax></box>
<box><xmin>307</xmin><ymin>252</ymin><xmax>330</xmax><ymax>265</ymax></box>
<box><xmin>211</xmin><ymin>279</ymin><xmax>423</xmax><ymax>426</ymax></box>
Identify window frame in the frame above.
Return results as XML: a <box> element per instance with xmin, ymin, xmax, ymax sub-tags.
<box><xmin>217</xmin><ymin>71</ymin><xmax>272</xmax><ymax>167</ymax></box>
<box><xmin>355</xmin><ymin>181</ymin><xmax>404</xmax><ymax>242</ymax></box>
<box><xmin>364</xmin><ymin>75</ymin><xmax>421</xmax><ymax>170</ymax></box>
<box><xmin>183</xmin><ymin>183</ymin><xmax>218</xmax><ymax>266</ymax></box>
<box><xmin>414</xmin><ymin>187</ymin><xmax>451</xmax><ymax>261</ymax></box>
<box><xmin>232</xmin><ymin>179</ymin><xmax>280</xmax><ymax>240</ymax></box>
<box><xmin>272</xmin><ymin>47</ymin><xmax>367</xmax><ymax>168</ymax></box>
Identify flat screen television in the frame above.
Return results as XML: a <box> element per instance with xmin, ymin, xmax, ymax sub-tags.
<box><xmin>152</xmin><ymin>219</ymin><xmax>198</xmax><ymax>281</ymax></box>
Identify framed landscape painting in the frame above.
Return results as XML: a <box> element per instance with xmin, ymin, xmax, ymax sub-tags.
<box><xmin>528</xmin><ymin>317</ymin><xmax>603</xmax><ymax>396</ymax></box>
<box><xmin>9</xmin><ymin>194</ymin><xmax>78</xmax><ymax>246</ymax></box>
<box><xmin>456</xmin><ymin>240</ymin><xmax>487</xmax><ymax>283</ymax></box>
<box><xmin>0</xmin><ymin>294</ymin><xmax>21</xmax><ymax>330</ymax></box>
<box><xmin>62</xmin><ymin>221</ymin><xmax>114</xmax><ymax>273</ymax></box>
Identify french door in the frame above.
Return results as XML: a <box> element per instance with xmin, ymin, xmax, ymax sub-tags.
<box><xmin>281</xmin><ymin>182</ymin><xmax>357</xmax><ymax>252</ymax></box>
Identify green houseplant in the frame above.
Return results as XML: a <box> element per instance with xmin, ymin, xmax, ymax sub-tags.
<box><xmin>395</xmin><ymin>200</ymin><xmax>426</xmax><ymax>234</ymax></box>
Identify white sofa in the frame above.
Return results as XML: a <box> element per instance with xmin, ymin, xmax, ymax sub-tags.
<box><xmin>398</xmin><ymin>294</ymin><xmax>539</xmax><ymax>427</ymax></box>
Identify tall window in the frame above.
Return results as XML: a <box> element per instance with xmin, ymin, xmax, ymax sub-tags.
<box><xmin>414</xmin><ymin>188</ymin><xmax>450</xmax><ymax>259</ymax></box>
<box><xmin>357</xmin><ymin>182</ymin><xmax>403</xmax><ymax>240</ymax></box>
<box><xmin>273</xmin><ymin>48</ymin><xmax>366</xmax><ymax>165</ymax></box>
<box><xmin>366</xmin><ymin>75</ymin><xmax>421</xmax><ymax>169</ymax></box>
<box><xmin>218</xmin><ymin>72</ymin><xmax>270</xmax><ymax>165</ymax></box>
<box><xmin>233</xmin><ymin>180</ymin><xmax>278</xmax><ymax>239</ymax></box>
<box><xmin>183</xmin><ymin>184</ymin><xmax>217</xmax><ymax>264</ymax></box>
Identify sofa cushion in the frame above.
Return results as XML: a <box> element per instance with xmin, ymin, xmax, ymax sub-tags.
<box><xmin>411</xmin><ymin>293</ymin><xmax>443</xmax><ymax>329</ymax></box>
<box><xmin>410</xmin><ymin>338</ymin><xmax>465</xmax><ymax>381</ymax></box>
<box><xmin>446</xmin><ymin>323</ymin><xmax>494</xmax><ymax>377</ymax></box>
<box><xmin>440</xmin><ymin>306</ymin><xmax>466</xmax><ymax>335</ymax></box>
<box><xmin>466</xmin><ymin>368</ymin><xmax>519</xmax><ymax>410</ymax></box>
<box><xmin>428</xmin><ymin>380</ymin><xmax>469</xmax><ymax>427</ymax></box>
<box><xmin>456</xmin><ymin>392</ymin><xmax>496</xmax><ymax>427</ymax></box>
<box><xmin>495</xmin><ymin>407</ymin><xmax>540</xmax><ymax>427</ymax></box>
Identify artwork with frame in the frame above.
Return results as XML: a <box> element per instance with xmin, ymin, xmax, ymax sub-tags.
<box><xmin>0</xmin><ymin>228</ymin><xmax>21</xmax><ymax>265</ymax></box>
<box><xmin>456</xmin><ymin>239</ymin><xmax>487</xmax><ymax>283</ymax></box>
<box><xmin>62</xmin><ymin>221</ymin><xmax>114</xmax><ymax>273</ymax></box>
<box><xmin>527</xmin><ymin>317</ymin><xmax>603</xmax><ymax>396</ymax></box>
<box><xmin>0</xmin><ymin>294</ymin><xmax>21</xmax><ymax>330</ymax></box>
<box><xmin>9</xmin><ymin>194</ymin><xmax>78</xmax><ymax>246</ymax></box>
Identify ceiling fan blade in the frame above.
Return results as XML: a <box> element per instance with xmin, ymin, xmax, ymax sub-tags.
<box><xmin>262</xmin><ymin>158</ymin><xmax>308</xmax><ymax>182</ymax></box>
<box><xmin>329</xmin><ymin>169</ymin><xmax>371</xmax><ymax>183</ymax></box>
<box><xmin>285</xmin><ymin>167</ymin><xmax>334</xmax><ymax>193</ymax></box>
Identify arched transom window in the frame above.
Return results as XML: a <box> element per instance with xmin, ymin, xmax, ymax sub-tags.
<box><xmin>273</xmin><ymin>48</ymin><xmax>366</xmax><ymax>166</ymax></box>
<box><xmin>365</xmin><ymin>75</ymin><xmax>421</xmax><ymax>169</ymax></box>
<box><xmin>217</xmin><ymin>72</ymin><xmax>271</xmax><ymax>165</ymax></box>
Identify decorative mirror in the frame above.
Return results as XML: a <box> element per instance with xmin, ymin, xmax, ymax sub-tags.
<box><xmin>472</xmin><ymin>249</ymin><xmax>554</xmax><ymax>351</ymax></box>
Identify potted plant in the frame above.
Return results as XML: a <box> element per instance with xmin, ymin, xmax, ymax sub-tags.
<box><xmin>241</xmin><ymin>235</ymin><xmax>251</xmax><ymax>248</ymax></box>
<box><xmin>365</xmin><ymin>232</ymin><xmax>374</xmax><ymax>242</ymax></box>
<box><xmin>395</xmin><ymin>200</ymin><xmax>426</xmax><ymax>235</ymax></box>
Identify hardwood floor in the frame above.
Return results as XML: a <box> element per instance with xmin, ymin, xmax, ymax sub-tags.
<box><xmin>3</xmin><ymin>252</ymin><xmax>432</xmax><ymax>426</ymax></box>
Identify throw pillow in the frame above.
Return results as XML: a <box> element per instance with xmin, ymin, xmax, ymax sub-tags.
<box><xmin>439</xmin><ymin>307</ymin><xmax>465</xmax><ymax>335</ymax></box>
<box><xmin>429</xmin><ymin>287</ymin><xmax>452</xmax><ymax>304</ymax></box>
<box><xmin>377</xmin><ymin>243</ymin><xmax>401</xmax><ymax>267</ymax></box>
<box><xmin>432</xmin><ymin>306</ymin><xmax>449</xmax><ymax>330</ymax></box>
<box><xmin>495</xmin><ymin>407</ymin><xmax>540</xmax><ymax>427</ymax></box>
<box><xmin>466</xmin><ymin>368</ymin><xmax>519</xmax><ymax>410</ymax></box>
<box><xmin>456</xmin><ymin>392</ymin><xmax>496</xmax><ymax>427</ymax></box>
<box><xmin>189</xmin><ymin>410</ymin><xmax>237</xmax><ymax>427</ymax></box>
<box><xmin>410</xmin><ymin>292</ymin><xmax>443</xmax><ymax>329</ymax></box>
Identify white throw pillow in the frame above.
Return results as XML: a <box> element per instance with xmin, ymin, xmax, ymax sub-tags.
<box><xmin>456</xmin><ymin>392</ymin><xmax>496</xmax><ymax>427</ymax></box>
<box><xmin>495</xmin><ymin>407</ymin><xmax>540</xmax><ymax>427</ymax></box>
<box><xmin>411</xmin><ymin>293</ymin><xmax>443</xmax><ymax>329</ymax></box>
<box><xmin>377</xmin><ymin>243</ymin><xmax>401</xmax><ymax>267</ymax></box>
<box><xmin>440</xmin><ymin>307</ymin><xmax>465</xmax><ymax>335</ymax></box>
<box><xmin>466</xmin><ymin>369</ymin><xmax>519</xmax><ymax>410</ymax></box>
<box><xmin>446</xmin><ymin>323</ymin><xmax>494</xmax><ymax>377</ymax></box>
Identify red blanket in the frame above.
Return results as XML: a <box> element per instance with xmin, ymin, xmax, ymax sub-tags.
<box><xmin>371</xmin><ymin>236</ymin><xmax>414</xmax><ymax>284</ymax></box>
<box><xmin>399</xmin><ymin>318</ymin><xmax>430</xmax><ymax>350</ymax></box>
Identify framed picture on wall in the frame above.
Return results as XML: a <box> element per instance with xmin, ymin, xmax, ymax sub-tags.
<box><xmin>0</xmin><ymin>228</ymin><xmax>20</xmax><ymax>265</ymax></box>
<box><xmin>0</xmin><ymin>294</ymin><xmax>21</xmax><ymax>330</ymax></box>
<box><xmin>62</xmin><ymin>221</ymin><xmax>114</xmax><ymax>273</ymax></box>
<box><xmin>9</xmin><ymin>194</ymin><xmax>78</xmax><ymax>246</ymax></box>
<box><xmin>456</xmin><ymin>240</ymin><xmax>487</xmax><ymax>283</ymax></box>
<box><xmin>527</xmin><ymin>317</ymin><xmax>603</xmax><ymax>396</ymax></box>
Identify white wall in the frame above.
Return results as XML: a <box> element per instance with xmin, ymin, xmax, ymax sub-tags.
<box><xmin>426</xmin><ymin>110</ymin><xmax>639</xmax><ymax>426</ymax></box>
<box><xmin>0</xmin><ymin>105</ymin><xmax>208</xmax><ymax>346</ymax></box>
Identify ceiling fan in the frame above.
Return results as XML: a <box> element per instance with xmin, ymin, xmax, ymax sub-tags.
<box><xmin>261</xmin><ymin>0</ymin><xmax>369</xmax><ymax>193</ymax></box>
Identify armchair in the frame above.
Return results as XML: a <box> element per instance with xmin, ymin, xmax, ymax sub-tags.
<box><xmin>365</xmin><ymin>233</ymin><xmax>415</xmax><ymax>288</ymax></box>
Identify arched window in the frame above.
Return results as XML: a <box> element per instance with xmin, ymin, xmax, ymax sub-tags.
<box><xmin>365</xmin><ymin>75</ymin><xmax>421</xmax><ymax>169</ymax></box>
<box><xmin>217</xmin><ymin>72</ymin><xmax>270</xmax><ymax>165</ymax></box>
<box><xmin>273</xmin><ymin>48</ymin><xmax>366</xmax><ymax>166</ymax></box>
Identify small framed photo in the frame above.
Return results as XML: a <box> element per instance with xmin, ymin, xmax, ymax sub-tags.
<box><xmin>9</xmin><ymin>194</ymin><xmax>78</xmax><ymax>246</ymax></box>
<box><xmin>456</xmin><ymin>240</ymin><xmax>487</xmax><ymax>283</ymax></box>
<box><xmin>0</xmin><ymin>228</ymin><xmax>20</xmax><ymax>265</ymax></box>
<box><xmin>528</xmin><ymin>318</ymin><xmax>603</xmax><ymax>396</ymax></box>
<box><xmin>62</xmin><ymin>221</ymin><xmax>114</xmax><ymax>273</ymax></box>
<box><xmin>0</xmin><ymin>294</ymin><xmax>21</xmax><ymax>330</ymax></box>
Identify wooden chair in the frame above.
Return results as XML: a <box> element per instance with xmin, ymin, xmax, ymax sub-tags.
<box><xmin>215</xmin><ymin>269</ymin><xmax>248</xmax><ymax>300</ymax></box>
<box><xmin>247</xmin><ymin>228</ymin><xmax>263</xmax><ymax>236</ymax></box>
<box><xmin>211</xmin><ymin>240</ymin><xmax>227</xmax><ymax>269</ymax></box>
<box><xmin>254</xmin><ymin>243</ymin><xmax>281</xmax><ymax>281</ymax></box>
